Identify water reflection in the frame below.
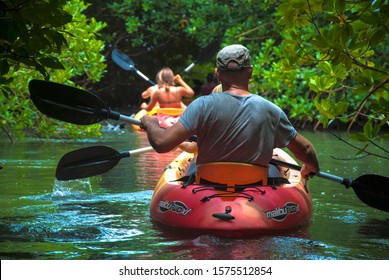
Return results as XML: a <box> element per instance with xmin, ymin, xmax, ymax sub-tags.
<box><xmin>145</xmin><ymin>233</ymin><xmax>337</xmax><ymax>260</ymax></box>
<box><xmin>2</xmin><ymin>193</ymin><xmax>152</xmax><ymax>244</ymax></box>
<box><xmin>358</xmin><ymin>219</ymin><xmax>389</xmax><ymax>239</ymax></box>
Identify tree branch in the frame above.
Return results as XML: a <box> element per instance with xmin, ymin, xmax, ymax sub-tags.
<box><xmin>328</xmin><ymin>130</ymin><xmax>389</xmax><ymax>160</ymax></box>
<box><xmin>347</xmin><ymin>74</ymin><xmax>389</xmax><ymax>132</ymax></box>
<box><xmin>1</xmin><ymin>126</ymin><xmax>14</xmax><ymax>144</ymax></box>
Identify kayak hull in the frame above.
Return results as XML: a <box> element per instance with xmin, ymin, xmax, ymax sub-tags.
<box><xmin>150</xmin><ymin>148</ymin><xmax>314</xmax><ymax>236</ymax></box>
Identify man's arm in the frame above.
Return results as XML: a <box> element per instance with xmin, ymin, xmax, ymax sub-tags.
<box><xmin>286</xmin><ymin>133</ymin><xmax>320</xmax><ymax>178</ymax></box>
<box><xmin>140</xmin><ymin>116</ymin><xmax>191</xmax><ymax>153</ymax></box>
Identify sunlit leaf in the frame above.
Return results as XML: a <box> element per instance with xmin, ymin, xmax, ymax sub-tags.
<box><xmin>318</xmin><ymin>61</ymin><xmax>333</xmax><ymax>74</ymax></box>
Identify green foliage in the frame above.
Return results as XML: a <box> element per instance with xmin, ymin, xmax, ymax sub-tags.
<box><xmin>0</xmin><ymin>0</ymin><xmax>107</xmax><ymax>140</ymax></box>
<box><xmin>103</xmin><ymin>0</ymin><xmax>279</xmax><ymax>83</ymax></box>
<box><xmin>0</xmin><ymin>0</ymin><xmax>70</xmax><ymax>80</ymax></box>
<box><xmin>276</xmin><ymin>0</ymin><xmax>388</xmax><ymax>151</ymax></box>
<box><xmin>1</xmin><ymin>0</ymin><xmax>388</xmax><ymax>156</ymax></box>
<box><xmin>99</xmin><ymin>0</ymin><xmax>388</xmax><ymax>156</ymax></box>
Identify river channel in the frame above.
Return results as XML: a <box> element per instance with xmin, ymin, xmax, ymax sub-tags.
<box><xmin>0</xmin><ymin>127</ymin><xmax>388</xmax><ymax>260</ymax></box>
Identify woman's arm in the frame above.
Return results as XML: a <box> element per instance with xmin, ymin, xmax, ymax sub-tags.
<box><xmin>141</xmin><ymin>85</ymin><xmax>157</xmax><ymax>99</ymax></box>
<box><xmin>174</xmin><ymin>74</ymin><xmax>194</xmax><ymax>97</ymax></box>
<box><xmin>142</xmin><ymin>92</ymin><xmax>159</xmax><ymax>111</ymax></box>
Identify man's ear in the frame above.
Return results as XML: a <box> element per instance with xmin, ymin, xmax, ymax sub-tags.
<box><xmin>247</xmin><ymin>66</ymin><xmax>253</xmax><ymax>79</ymax></box>
<box><xmin>214</xmin><ymin>68</ymin><xmax>220</xmax><ymax>82</ymax></box>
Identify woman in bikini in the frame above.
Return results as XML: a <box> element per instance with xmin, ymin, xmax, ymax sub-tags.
<box><xmin>140</xmin><ymin>67</ymin><xmax>194</xmax><ymax>111</ymax></box>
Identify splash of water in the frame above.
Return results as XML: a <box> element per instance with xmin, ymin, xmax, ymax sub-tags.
<box><xmin>52</xmin><ymin>179</ymin><xmax>94</xmax><ymax>201</ymax></box>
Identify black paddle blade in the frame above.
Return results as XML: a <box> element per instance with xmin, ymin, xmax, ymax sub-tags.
<box><xmin>29</xmin><ymin>79</ymin><xmax>116</xmax><ymax>125</ymax></box>
<box><xmin>111</xmin><ymin>48</ymin><xmax>135</xmax><ymax>71</ymax></box>
<box><xmin>56</xmin><ymin>146</ymin><xmax>124</xmax><ymax>181</ymax></box>
<box><xmin>351</xmin><ymin>174</ymin><xmax>389</xmax><ymax>212</ymax></box>
<box><xmin>196</xmin><ymin>40</ymin><xmax>220</xmax><ymax>63</ymax></box>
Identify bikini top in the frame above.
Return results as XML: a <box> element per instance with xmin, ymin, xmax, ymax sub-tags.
<box><xmin>159</xmin><ymin>86</ymin><xmax>181</xmax><ymax>108</ymax></box>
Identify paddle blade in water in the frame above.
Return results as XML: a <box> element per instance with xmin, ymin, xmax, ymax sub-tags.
<box><xmin>29</xmin><ymin>80</ymin><xmax>112</xmax><ymax>125</ymax></box>
<box><xmin>56</xmin><ymin>146</ymin><xmax>122</xmax><ymax>180</ymax></box>
<box><xmin>351</xmin><ymin>174</ymin><xmax>389</xmax><ymax>212</ymax></box>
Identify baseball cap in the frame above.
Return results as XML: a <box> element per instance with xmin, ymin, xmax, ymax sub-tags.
<box><xmin>216</xmin><ymin>44</ymin><xmax>251</xmax><ymax>71</ymax></box>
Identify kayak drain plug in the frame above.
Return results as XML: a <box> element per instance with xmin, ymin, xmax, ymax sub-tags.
<box><xmin>212</xmin><ymin>206</ymin><xmax>235</xmax><ymax>220</ymax></box>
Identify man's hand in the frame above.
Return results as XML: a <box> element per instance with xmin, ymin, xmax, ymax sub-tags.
<box><xmin>300</xmin><ymin>164</ymin><xmax>319</xmax><ymax>179</ymax></box>
<box><xmin>140</xmin><ymin>115</ymin><xmax>159</xmax><ymax>130</ymax></box>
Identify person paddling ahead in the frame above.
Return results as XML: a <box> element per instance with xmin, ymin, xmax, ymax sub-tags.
<box><xmin>140</xmin><ymin>67</ymin><xmax>194</xmax><ymax>111</ymax></box>
<box><xmin>141</xmin><ymin>45</ymin><xmax>319</xmax><ymax>178</ymax></box>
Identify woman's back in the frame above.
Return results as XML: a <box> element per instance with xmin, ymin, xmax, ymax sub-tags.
<box><xmin>155</xmin><ymin>86</ymin><xmax>181</xmax><ymax>108</ymax></box>
<box><xmin>141</xmin><ymin>68</ymin><xmax>194</xmax><ymax>111</ymax></box>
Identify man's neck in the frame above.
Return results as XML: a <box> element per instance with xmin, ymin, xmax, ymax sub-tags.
<box><xmin>222</xmin><ymin>84</ymin><xmax>250</xmax><ymax>95</ymax></box>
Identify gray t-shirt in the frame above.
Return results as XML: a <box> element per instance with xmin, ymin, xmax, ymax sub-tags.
<box><xmin>179</xmin><ymin>92</ymin><xmax>297</xmax><ymax>166</ymax></box>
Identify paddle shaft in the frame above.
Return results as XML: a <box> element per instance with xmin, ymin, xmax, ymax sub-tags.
<box><xmin>132</xmin><ymin>66</ymin><xmax>156</xmax><ymax>86</ymax></box>
<box><xmin>117</xmin><ymin>113</ymin><xmax>141</xmax><ymax>126</ymax></box>
<box><xmin>85</xmin><ymin>107</ymin><xmax>141</xmax><ymax>126</ymax></box>
<box><xmin>77</xmin><ymin>107</ymin><xmax>141</xmax><ymax>126</ymax></box>
<box><xmin>127</xmin><ymin>146</ymin><xmax>155</xmax><ymax>156</ymax></box>
<box><xmin>183</xmin><ymin>62</ymin><xmax>196</xmax><ymax>73</ymax></box>
<box><xmin>270</xmin><ymin>158</ymin><xmax>352</xmax><ymax>187</ymax></box>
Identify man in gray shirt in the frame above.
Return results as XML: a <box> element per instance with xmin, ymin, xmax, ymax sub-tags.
<box><xmin>141</xmin><ymin>44</ymin><xmax>319</xmax><ymax>178</ymax></box>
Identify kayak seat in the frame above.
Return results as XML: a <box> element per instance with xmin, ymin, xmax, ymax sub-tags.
<box><xmin>196</xmin><ymin>162</ymin><xmax>268</xmax><ymax>187</ymax></box>
<box><xmin>176</xmin><ymin>162</ymin><xmax>290</xmax><ymax>188</ymax></box>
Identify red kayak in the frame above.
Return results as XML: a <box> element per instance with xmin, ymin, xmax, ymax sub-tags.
<box><xmin>150</xmin><ymin>148</ymin><xmax>314</xmax><ymax>237</ymax></box>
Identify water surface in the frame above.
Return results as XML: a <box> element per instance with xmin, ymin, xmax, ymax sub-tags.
<box><xmin>1</xmin><ymin>128</ymin><xmax>388</xmax><ymax>260</ymax></box>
